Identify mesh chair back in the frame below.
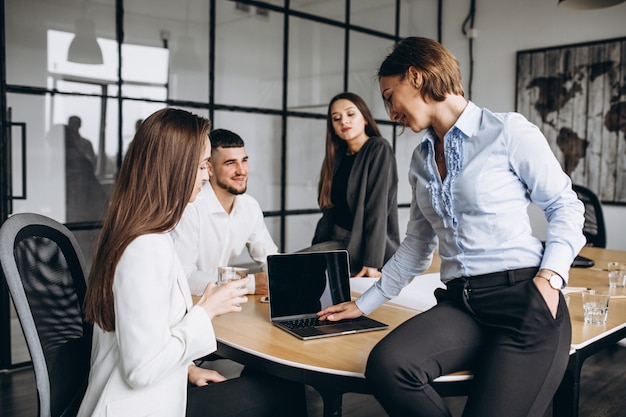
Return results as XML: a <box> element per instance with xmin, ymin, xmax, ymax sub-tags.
<box><xmin>573</xmin><ymin>184</ymin><xmax>607</xmax><ymax>248</ymax></box>
<box><xmin>0</xmin><ymin>213</ymin><xmax>92</xmax><ymax>417</ymax></box>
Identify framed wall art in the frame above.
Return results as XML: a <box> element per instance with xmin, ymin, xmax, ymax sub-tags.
<box><xmin>516</xmin><ymin>37</ymin><xmax>626</xmax><ymax>204</ymax></box>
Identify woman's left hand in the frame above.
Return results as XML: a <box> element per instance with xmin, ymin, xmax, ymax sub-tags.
<box><xmin>533</xmin><ymin>276</ymin><xmax>560</xmax><ymax>319</ymax></box>
<box><xmin>188</xmin><ymin>364</ymin><xmax>227</xmax><ymax>386</ymax></box>
<box><xmin>353</xmin><ymin>266</ymin><xmax>382</xmax><ymax>278</ymax></box>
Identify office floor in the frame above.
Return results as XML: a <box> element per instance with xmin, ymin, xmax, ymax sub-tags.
<box><xmin>1</xmin><ymin>344</ymin><xmax>625</xmax><ymax>417</ymax></box>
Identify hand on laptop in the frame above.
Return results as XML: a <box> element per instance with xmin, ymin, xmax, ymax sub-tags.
<box><xmin>317</xmin><ymin>301</ymin><xmax>364</xmax><ymax>322</ymax></box>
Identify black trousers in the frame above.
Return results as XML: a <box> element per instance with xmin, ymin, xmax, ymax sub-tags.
<box><xmin>186</xmin><ymin>367</ymin><xmax>308</xmax><ymax>417</ymax></box>
<box><xmin>366</xmin><ymin>268</ymin><xmax>571</xmax><ymax>417</ymax></box>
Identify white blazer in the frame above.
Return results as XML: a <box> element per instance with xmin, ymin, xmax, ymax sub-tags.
<box><xmin>77</xmin><ymin>233</ymin><xmax>216</xmax><ymax>417</ymax></box>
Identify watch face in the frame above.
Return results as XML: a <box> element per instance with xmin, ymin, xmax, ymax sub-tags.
<box><xmin>550</xmin><ymin>275</ymin><xmax>562</xmax><ymax>289</ymax></box>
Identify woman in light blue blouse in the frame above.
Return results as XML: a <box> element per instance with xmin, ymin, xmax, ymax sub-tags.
<box><xmin>318</xmin><ymin>37</ymin><xmax>586</xmax><ymax>417</ymax></box>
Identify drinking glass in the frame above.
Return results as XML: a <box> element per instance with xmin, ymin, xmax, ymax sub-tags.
<box><xmin>217</xmin><ymin>266</ymin><xmax>248</xmax><ymax>307</ymax></box>
<box><xmin>582</xmin><ymin>290</ymin><xmax>610</xmax><ymax>325</ymax></box>
<box><xmin>608</xmin><ymin>262</ymin><xmax>625</xmax><ymax>288</ymax></box>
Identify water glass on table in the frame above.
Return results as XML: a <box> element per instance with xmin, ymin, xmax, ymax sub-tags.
<box><xmin>217</xmin><ymin>266</ymin><xmax>249</xmax><ymax>306</ymax></box>
<box><xmin>608</xmin><ymin>262</ymin><xmax>626</xmax><ymax>288</ymax></box>
<box><xmin>217</xmin><ymin>266</ymin><xmax>249</xmax><ymax>286</ymax></box>
<box><xmin>582</xmin><ymin>290</ymin><xmax>610</xmax><ymax>325</ymax></box>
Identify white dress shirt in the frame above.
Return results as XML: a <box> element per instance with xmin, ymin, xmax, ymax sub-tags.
<box><xmin>172</xmin><ymin>185</ymin><xmax>278</xmax><ymax>295</ymax></box>
<box><xmin>77</xmin><ymin>233</ymin><xmax>215</xmax><ymax>417</ymax></box>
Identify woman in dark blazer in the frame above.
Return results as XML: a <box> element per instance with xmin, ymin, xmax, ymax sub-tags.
<box><xmin>308</xmin><ymin>92</ymin><xmax>400</xmax><ymax>277</ymax></box>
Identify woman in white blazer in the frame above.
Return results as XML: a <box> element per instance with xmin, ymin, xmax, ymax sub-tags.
<box><xmin>77</xmin><ymin>108</ymin><xmax>251</xmax><ymax>417</ymax></box>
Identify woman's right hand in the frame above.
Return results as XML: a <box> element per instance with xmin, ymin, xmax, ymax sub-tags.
<box><xmin>317</xmin><ymin>301</ymin><xmax>363</xmax><ymax>322</ymax></box>
<box><xmin>196</xmin><ymin>278</ymin><xmax>250</xmax><ymax>320</ymax></box>
<box><xmin>353</xmin><ymin>266</ymin><xmax>382</xmax><ymax>278</ymax></box>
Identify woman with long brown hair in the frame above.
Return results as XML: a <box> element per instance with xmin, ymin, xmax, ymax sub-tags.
<box><xmin>306</xmin><ymin>92</ymin><xmax>400</xmax><ymax>277</ymax></box>
<box><xmin>77</xmin><ymin>108</ymin><xmax>285</xmax><ymax>417</ymax></box>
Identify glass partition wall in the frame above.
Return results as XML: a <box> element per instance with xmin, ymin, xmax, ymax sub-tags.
<box><xmin>0</xmin><ymin>0</ymin><xmax>440</xmax><ymax>368</ymax></box>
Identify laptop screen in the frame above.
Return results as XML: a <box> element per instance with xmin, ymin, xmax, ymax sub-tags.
<box><xmin>267</xmin><ymin>251</ymin><xmax>351</xmax><ymax>319</ymax></box>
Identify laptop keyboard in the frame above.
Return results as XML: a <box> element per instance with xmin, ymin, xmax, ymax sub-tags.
<box><xmin>281</xmin><ymin>317</ymin><xmax>327</xmax><ymax>329</ymax></box>
<box><xmin>280</xmin><ymin>316</ymin><xmax>367</xmax><ymax>330</ymax></box>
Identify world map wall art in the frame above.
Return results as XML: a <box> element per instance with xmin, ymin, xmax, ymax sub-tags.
<box><xmin>516</xmin><ymin>37</ymin><xmax>626</xmax><ymax>204</ymax></box>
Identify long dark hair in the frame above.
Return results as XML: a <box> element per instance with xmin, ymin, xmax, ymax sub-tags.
<box><xmin>84</xmin><ymin>108</ymin><xmax>211</xmax><ymax>331</ymax></box>
<box><xmin>317</xmin><ymin>92</ymin><xmax>382</xmax><ymax>209</ymax></box>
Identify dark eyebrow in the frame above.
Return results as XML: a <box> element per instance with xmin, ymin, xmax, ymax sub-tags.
<box><xmin>224</xmin><ymin>156</ymin><xmax>248</xmax><ymax>164</ymax></box>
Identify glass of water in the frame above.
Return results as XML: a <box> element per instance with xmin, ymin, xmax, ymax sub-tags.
<box><xmin>582</xmin><ymin>290</ymin><xmax>610</xmax><ymax>325</ymax></box>
<box><xmin>608</xmin><ymin>262</ymin><xmax>624</xmax><ymax>288</ymax></box>
<box><xmin>217</xmin><ymin>266</ymin><xmax>249</xmax><ymax>286</ymax></box>
<box><xmin>217</xmin><ymin>266</ymin><xmax>249</xmax><ymax>307</ymax></box>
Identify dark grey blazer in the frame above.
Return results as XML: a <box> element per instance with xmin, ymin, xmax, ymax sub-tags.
<box><xmin>313</xmin><ymin>136</ymin><xmax>400</xmax><ymax>274</ymax></box>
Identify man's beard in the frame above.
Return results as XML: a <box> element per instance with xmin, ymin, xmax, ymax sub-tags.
<box><xmin>216</xmin><ymin>177</ymin><xmax>247</xmax><ymax>195</ymax></box>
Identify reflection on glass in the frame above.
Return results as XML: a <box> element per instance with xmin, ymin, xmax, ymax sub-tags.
<box><xmin>349</xmin><ymin>31</ymin><xmax>395</xmax><ymax>121</ymax></box>
<box><xmin>350</xmin><ymin>0</ymin><xmax>396</xmax><ymax>34</ymax></box>
<box><xmin>121</xmin><ymin>85</ymin><xmax>167</xmax><ymax>102</ymax></box>
<box><xmin>215</xmin><ymin>1</ymin><xmax>284</xmax><ymax>109</ymax></box>
<box><xmin>47</xmin><ymin>30</ymin><xmax>118</xmax><ymax>90</ymax></box>
<box><xmin>122</xmin><ymin>43</ymin><xmax>169</xmax><ymax>85</ymax></box>
<box><xmin>6</xmin><ymin>0</ymin><xmax>115</xmax><ymax>88</ymax></box>
<box><xmin>49</xmin><ymin>92</ymin><xmax>112</xmax><ymax>222</ymax></box>
<box><xmin>65</xmin><ymin>115</ymin><xmax>108</xmax><ymax>222</ymax></box>
<box><xmin>9</xmin><ymin>93</ymin><xmax>63</xmax><ymax>220</ymax></box>
<box><xmin>117</xmin><ymin>99</ymin><xmax>164</xmax><ymax>166</ymax></box>
<box><xmin>7</xmin><ymin>93</ymin><xmax>114</xmax><ymax>224</ymax></box>
<box><xmin>286</xmin><ymin>117</ymin><xmax>326</xmax><ymax>210</ymax></box>
<box><xmin>288</xmin><ymin>18</ymin><xmax>344</xmax><ymax>114</ymax></box>
<box><xmin>290</xmin><ymin>0</ymin><xmax>345</xmax><ymax>21</ymax></box>
<box><xmin>264</xmin><ymin>216</ymin><xmax>282</xmax><ymax>251</ymax></box>
<box><xmin>166</xmin><ymin>29</ymin><xmax>208</xmax><ymax>101</ymax></box>
<box><xmin>399</xmin><ymin>0</ymin><xmax>440</xmax><ymax>39</ymax></box>
<box><xmin>212</xmin><ymin>111</ymin><xmax>282</xmax><ymax>212</ymax></box>
<box><xmin>124</xmin><ymin>0</ymin><xmax>208</xmax><ymax>102</ymax></box>
<box><xmin>286</xmin><ymin>213</ymin><xmax>322</xmax><ymax>253</ymax></box>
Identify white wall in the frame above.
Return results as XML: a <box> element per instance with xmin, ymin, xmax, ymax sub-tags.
<box><xmin>436</xmin><ymin>0</ymin><xmax>626</xmax><ymax>250</ymax></box>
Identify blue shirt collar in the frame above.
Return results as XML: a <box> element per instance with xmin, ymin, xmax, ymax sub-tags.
<box><xmin>420</xmin><ymin>100</ymin><xmax>480</xmax><ymax>145</ymax></box>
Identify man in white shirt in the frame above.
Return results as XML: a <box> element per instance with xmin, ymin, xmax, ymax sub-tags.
<box><xmin>173</xmin><ymin>129</ymin><xmax>278</xmax><ymax>296</ymax></box>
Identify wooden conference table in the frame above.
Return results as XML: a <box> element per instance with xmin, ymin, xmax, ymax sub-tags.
<box><xmin>206</xmin><ymin>247</ymin><xmax>626</xmax><ymax>417</ymax></box>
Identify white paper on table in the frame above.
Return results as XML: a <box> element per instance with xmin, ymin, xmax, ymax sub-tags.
<box><xmin>562</xmin><ymin>287</ymin><xmax>590</xmax><ymax>295</ymax></box>
<box><xmin>350</xmin><ymin>273</ymin><xmax>445</xmax><ymax>312</ymax></box>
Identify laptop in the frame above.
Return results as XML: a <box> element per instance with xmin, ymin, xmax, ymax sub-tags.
<box><xmin>266</xmin><ymin>250</ymin><xmax>388</xmax><ymax>340</ymax></box>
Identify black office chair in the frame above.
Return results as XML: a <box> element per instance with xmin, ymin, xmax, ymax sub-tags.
<box><xmin>573</xmin><ymin>184</ymin><xmax>607</xmax><ymax>248</ymax></box>
<box><xmin>0</xmin><ymin>213</ymin><xmax>92</xmax><ymax>417</ymax></box>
